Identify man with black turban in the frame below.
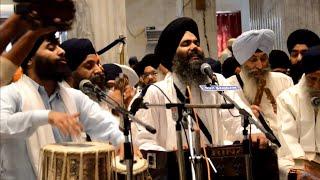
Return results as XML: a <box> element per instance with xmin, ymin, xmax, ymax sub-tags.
<box><xmin>135</xmin><ymin>17</ymin><xmax>264</xmax><ymax>154</ymax></box>
<box><xmin>277</xmin><ymin>46</ymin><xmax>320</xmax><ymax>179</ymax></box>
<box><xmin>287</xmin><ymin>29</ymin><xmax>320</xmax><ymax>84</ymax></box>
<box><xmin>133</xmin><ymin>53</ymin><xmax>160</xmax><ymax>92</ymax></box>
<box><xmin>269</xmin><ymin>49</ymin><xmax>291</xmax><ymax>75</ymax></box>
<box><xmin>0</xmin><ymin>33</ymin><xmax>124</xmax><ymax>179</ymax></box>
<box><xmin>60</xmin><ymin>38</ymin><xmax>105</xmax><ymax>90</ymax></box>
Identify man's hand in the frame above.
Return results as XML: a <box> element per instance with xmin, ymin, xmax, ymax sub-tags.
<box><xmin>117</xmin><ymin>143</ymin><xmax>143</xmax><ymax>160</ymax></box>
<box><xmin>48</xmin><ymin>111</ymin><xmax>83</xmax><ymax>137</ymax></box>
<box><xmin>250</xmin><ymin>133</ymin><xmax>269</xmax><ymax>149</ymax></box>
<box><xmin>251</xmin><ymin>104</ymin><xmax>262</xmax><ymax>118</ymax></box>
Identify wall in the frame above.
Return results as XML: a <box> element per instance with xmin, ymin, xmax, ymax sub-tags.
<box><xmin>126</xmin><ymin>0</ymin><xmax>218</xmax><ymax>60</ymax></box>
<box><xmin>183</xmin><ymin>0</ymin><xmax>217</xmax><ymax>58</ymax></box>
<box><xmin>125</xmin><ymin>0</ymin><xmax>177</xmax><ymax>61</ymax></box>
<box><xmin>249</xmin><ymin>0</ymin><xmax>320</xmax><ymax>52</ymax></box>
<box><xmin>216</xmin><ymin>0</ymin><xmax>251</xmax><ymax>32</ymax></box>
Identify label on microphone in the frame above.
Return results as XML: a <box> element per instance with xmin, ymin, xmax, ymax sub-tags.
<box><xmin>199</xmin><ymin>85</ymin><xmax>240</xmax><ymax>91</ymax></box>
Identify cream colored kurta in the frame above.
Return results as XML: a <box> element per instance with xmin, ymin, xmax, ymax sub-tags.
<box><xmin>227</xmin><ymin>71</ymin><xmax>294</xmax><ymax>136</ymax></box>
<box><xmin>136</xmin><ymin>73</ymin><xmax>260</xmax><ymax>151</ymax></box>
<box><xmin>277</xmin><ymin>75</ymin><xmax>320</xmax><ymax>179</ymax></box>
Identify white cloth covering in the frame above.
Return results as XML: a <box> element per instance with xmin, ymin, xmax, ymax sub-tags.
<box><xmin>14</xmin><ymin>76</ymin><xmax>80</xmax><ymax>174</ymax></box>
<box><xmin>232</xmin><ymin>29</ymin><xmax>275</xmax><ymax>65</ymax></box>
<box><xmin>277</xmin><ymin>75</ymin><xmax>320</xmax><ymax>179</ymax></box>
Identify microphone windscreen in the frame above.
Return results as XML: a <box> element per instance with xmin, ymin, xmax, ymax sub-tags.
<box><xmin>311</xmin><ymin>97</ymin><xmax>320</xmax><ymax>106</ymax></box>
<box><xmin>200</xmin><ymin>63</ymin><xmax>211</xmax><ymax>75</ymax></box>
<box><xmin>79</xmin><ymin>79</ymin><xmax>92</xmax><ymax>90</ymax></box>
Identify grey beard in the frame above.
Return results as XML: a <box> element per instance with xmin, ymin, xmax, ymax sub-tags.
<box><xmin>172</xmin><ymin>54</ymin><xmax>208</xmax><ymax>85</ymax></box>
<box><xmin>241</xmin><ymin>65</ymin><xmax>271</xmax><ymax>83</ymax></box>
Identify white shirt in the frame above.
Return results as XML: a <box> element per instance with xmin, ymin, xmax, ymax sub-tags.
<box><xmin>0</xmin><ymin>76</ymin><xmax>124</xmax><ymax>179</ymax></box>
<box><xmin>228</xmin><ymin>71</ymin><xmax>293</xmax><ymax>136</ymax></box>
<box><xmin>277</xmin><ymin>75</ymin><xmax>320</xmax><ymax>178</ymax></box>
<box><xmin>135</xmin><ymin>72</ymin><xmax>260</xmax><ymax>151</ymax></box>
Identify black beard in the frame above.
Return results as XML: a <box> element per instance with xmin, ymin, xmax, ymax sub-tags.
<box><xmin>172</xmin><ymin>51</ymin><xmax>207</xmax><ymax>85</ymax></box>
<box><xmin>34</xmin><ymin>56</ymin><xmax>71</xmax><ymax>82</ymax></box>
<box><xmin>91</xmin><ymin>73</ymin><xmax>106</xmax><ymax>90</ymax></box>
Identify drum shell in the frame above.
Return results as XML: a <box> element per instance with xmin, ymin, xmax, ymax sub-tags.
<box><xmin>40</xmin><ymin>142</ymin><xmax>115</xmax><ymax>180</ymax></box>
<box><xmin>111</xmin><ymin>156</ymin><xmax>149</xmax><ymax>180</ymax></box>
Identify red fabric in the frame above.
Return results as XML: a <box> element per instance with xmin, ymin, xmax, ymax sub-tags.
<box><xmin>217</xmin><ymin>11</ymin><xmax>242</xmax><ymax>57</ymax></box>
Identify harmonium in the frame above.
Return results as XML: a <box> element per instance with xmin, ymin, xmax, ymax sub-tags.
<box><xmin>141</xmin><ymin>143</ymin><xmax>279</xmax><ymax>180</ymax></box>
<box><xmin>288</xmin><ymin>157</ymin><xmax>320</xmax><ymax>180</ymax></box>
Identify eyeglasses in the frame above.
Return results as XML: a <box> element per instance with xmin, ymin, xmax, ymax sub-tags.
<box><xmin>290</xmin><ymin>50</ymin><xmax>308</xmax><ymax>58</ymax></box>
<box><xmin>142</xmin><ymin>72</ymin><xmax>158</xmax><ymax>78</ymax></box>
<box><xmin>248</xmin><ymin>54</ymin><xmax>268</xmax><ymax>63</ymax></box>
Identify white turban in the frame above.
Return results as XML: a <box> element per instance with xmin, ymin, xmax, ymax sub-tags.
<box><xmin>232</xmin><ymin>29</ymin><xmax>275</xmax><ymax>65</ymax></box>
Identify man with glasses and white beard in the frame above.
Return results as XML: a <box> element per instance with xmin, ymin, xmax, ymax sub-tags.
<box><xmin>277</xmin><ymin>46</ymin><xmax>320</xmax><ymax>179</ymax></box>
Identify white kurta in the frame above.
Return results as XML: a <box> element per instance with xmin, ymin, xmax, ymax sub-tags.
<box><xmin>277</xmin><ymin>75</ymin><xmax>320</xmax><ymax>178</ymax></box>
<box><xmin>0</xmin><ymin>56</ymin><xmax>18</xmax><ymax>87</ymax></box>
<box><xmin>227</xmin><ymin>71</ymin><xmax>293</xmax><ymax>136</ymax></box>
<box><xmin>136</xmin><ymin>73</ymin><xmax>260</xmax><ymax>151</ymax></box>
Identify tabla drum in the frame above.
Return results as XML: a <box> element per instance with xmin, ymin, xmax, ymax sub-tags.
<box><xmin>40</xmin><ymin>142</ymin><xmax>115</xmax><ymax>180</ymax></box>
<box><xmin>112</xmin><ymin>156</ymin><xmax>150</xmax><ymax>180</ymax></box>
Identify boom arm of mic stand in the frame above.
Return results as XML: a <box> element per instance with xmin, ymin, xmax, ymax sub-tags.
<box><xmin>145</xmin><ymin>103</ymin><xmax>235</xmax><ymax>109</ymax></box>
<box><xmin>218</xmin><ymin>91</ymin><xmax>279</xmax><ymax>144</ymax></box>
<box><xmin>95</xmin><ymin>91</ymin><xmax>156</xmax><ymax>134</ymax></box>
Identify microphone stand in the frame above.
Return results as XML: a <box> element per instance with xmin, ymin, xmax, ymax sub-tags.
<box><xmin>118</xmin><ymin>81</ymin><xmax>133</xmax><ymax>180</ymax></box>
<box><xmin>82</xmin><ymin>84</ymin><xmax>157</xmax><ymax>180</ymax></box>
<box><xmin>218</xmin><ymin>90</ymin><xmax>255</xmax><ymax>180</ymax></box>
<box><xmin>171</xmin><ymin>104</ymin><xmax>187</xmax><ymax>180</ymax></box>
<box><xmin>210</xmin><ymin>81</ymin><xmax>278</xmax><ymax>180</ymax></box>
<box><xmin>145</xmin><ymin>103</ymin><xmax>233</xmax><ymax>180</ymax></box>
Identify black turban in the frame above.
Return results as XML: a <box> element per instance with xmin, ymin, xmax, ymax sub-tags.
<box><xmin>21</xmin><ymin>33</ymin><xmax>58</xmax><ymax>73</ymax></box>
<box><xmin>133</xmin><ymin>53</ymin><xmax>160</xmax><ymax>77</ymax></box>
<box><xmin>128</xmin><ymin>56</ymin><xmax>138</xmax><ymax>67</ymax></box>
<box><xmin>154</xmin><ymin>17</ymin><xmax>200</xmax><ymax>71</ymax></box>
<box><xmin>287</xmin><ymin>29</ymin><xmax>320</xmax><ymax>54</ymax></box>
<box><xmin>102</xmin><ymin>63</ymin><xmax>122</xmax><ymax>82</ymax></box>
<box><xmin>206</xmin><ymin>57</ymin><xmax>221</xmax><ymax>74</ymax></box>
<box><xmin>269</xmin><ymin>50</ymin><xmax>290</xmax><ymax>69</ymax></box>
<box><xmin>302</xmin><ymin>45</ymin><xmax>320</xmax><ymax>74</ymax></box>
<box><xmin>60</xmin><ymin>38</ymin><xmax>96</xmax><ymax>71</ymax></box>
<box><xmin>222</xmin><ymin>57</ymin><xmax>240</xmax><ymax>78</ymax></box>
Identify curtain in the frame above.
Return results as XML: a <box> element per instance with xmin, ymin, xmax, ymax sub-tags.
<box><xmin>216</xmin><ymin>11</ymin><xmax>241</xmax><ymax>57</ymax></box>
<box><xmin>68</xmin><ymin>0</ymin><xmax>127</xmax><ymax>64</ymax></box>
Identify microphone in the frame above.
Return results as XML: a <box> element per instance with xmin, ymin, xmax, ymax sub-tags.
<box><xmin>79</xmin><ymin>80</ymin><xmax>156</xmax><ymax>134</ymax></box>
<box><xmin>311</xmin><ymin>97</ymin><xmax>320</xmax><ymax>106</ymax></box>
<box><xmin>79</xmin><ymin>79</ymin><xmax>94</xmax><ymax>94</ymax></box>
<box><xmin>200</xmin><ymin>63</ymin><xmax>219</xmax><ymax>85</ymax></box>
<box><xmin>79</xmin><ymin>79</ymin><xmax>106</xmax><ymax>99</ymax></box>
<box><xmin>129</xmin><ymin>85</ymin><xmax>151</xmax><ymax>115</ymax></box>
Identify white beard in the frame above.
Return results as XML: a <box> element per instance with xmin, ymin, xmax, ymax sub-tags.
<box><xmin>240</xmin><ymin>70</ymin><xmax>259</xmax><ymax>104</ymax></box>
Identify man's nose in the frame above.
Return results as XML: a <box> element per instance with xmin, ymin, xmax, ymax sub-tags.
<box><xmin>255</xmin><ymin>60</ymin><xmax>263</xmax><ymax>69</ymax></box>
<box><xmin>93</xmin><ymin>65</ymin><xmax>103</xmax><ymax>74</ymax></box>
<box><xmin>57</xmin><ymin>46</ymin><xmax>65</xmax><ymax>57</ymax></box>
